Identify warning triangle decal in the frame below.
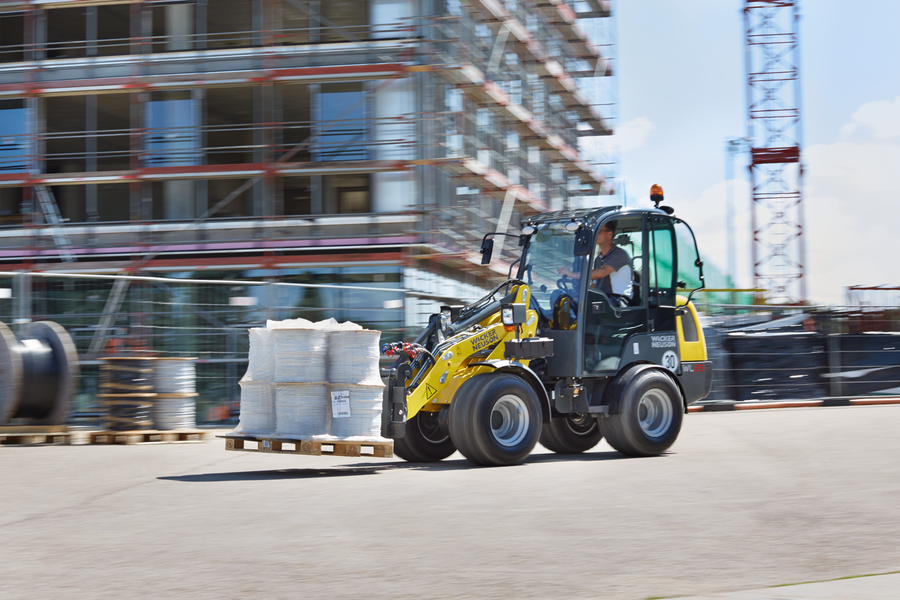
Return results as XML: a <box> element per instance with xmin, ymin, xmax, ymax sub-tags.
<box><xmin>426</xmin><ymin>383</ymin><xmax>437</xmax><ymax>398</ymax></box>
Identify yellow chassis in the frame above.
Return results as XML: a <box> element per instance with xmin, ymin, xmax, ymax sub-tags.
<box><xmin>407</xmin><ymin>284</ymin><xmax>538</xmax><ymax>420</ymax></box>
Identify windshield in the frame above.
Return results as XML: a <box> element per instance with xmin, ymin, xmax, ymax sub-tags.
<box><xmin>521</xmin><ymin>223</ymin><xmax>584</xmax><ymax>321</ymax></box>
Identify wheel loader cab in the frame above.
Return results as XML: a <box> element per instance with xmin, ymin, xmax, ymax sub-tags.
<box><xmin>518</xmin><ymin>207</ymin><xmax>706</xmax><ymax>379</ymax></box>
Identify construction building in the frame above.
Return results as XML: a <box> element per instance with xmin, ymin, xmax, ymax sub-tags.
<box><xmin>0</xmin><ymin>0</ymin><xmax>614</xmax><ymax>420</ymax></box>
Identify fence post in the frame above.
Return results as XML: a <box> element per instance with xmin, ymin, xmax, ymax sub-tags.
<box><xmin>827</xmin><ymin>333</ymin><xmax>843</xmax><ymax>398</ymax></box>
<box><xmin>13</xmin><ymin>271</ymin><xmax>31</xmax><ymax>330</ymax></box>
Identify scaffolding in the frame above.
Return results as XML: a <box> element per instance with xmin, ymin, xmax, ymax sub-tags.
<box><xmin>0</xmin><ymin>0</ymin><xmax>616</xmax><ymax>420</ymax></box>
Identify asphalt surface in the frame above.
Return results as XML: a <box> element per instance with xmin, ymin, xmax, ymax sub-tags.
<box><xmin>1</xmin><ymin>405</ymin><xmax>899</xmax><ymax>600</ymax></box>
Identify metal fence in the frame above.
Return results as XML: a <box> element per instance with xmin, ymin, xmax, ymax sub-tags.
<box><xmin>0</xmin><ymin>270</ymin><xmax>411</xmax><ymax>425</ymax></box>
<box><xmin>3</xmin><ymin>270</ymin><xmax>897</xmax><ymax>423</ymax></box>
<box><xmin>702</xmin><ymin>306</ymin><xmax>900</xmax><ymax>403</ymax></box>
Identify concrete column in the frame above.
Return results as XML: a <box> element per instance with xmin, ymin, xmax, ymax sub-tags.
<box><xmin>165</xmin><ymin>4</ymin><xmax>194</xmax><ymax>51</ymax></box>
<box><xmin>163</xmin><ymin>180</ymin><xmax>196</xmax><ymax>220</ymax></box>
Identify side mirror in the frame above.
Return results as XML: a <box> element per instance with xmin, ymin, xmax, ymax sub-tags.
<box><xmin>573</xmin><ymin>228</ymin><xmax>592</xmax><ymax>256</ymax></box>
<box><xmin>480</xmin><ymin>238</ymin><xmax>494</xmax><ymax>265</ymax></box>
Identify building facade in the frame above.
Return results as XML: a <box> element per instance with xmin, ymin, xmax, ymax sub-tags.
<box><xmin>0</xmin><ymin>0</ymin><xmax>613</xmax><ymax>420</ymax></box>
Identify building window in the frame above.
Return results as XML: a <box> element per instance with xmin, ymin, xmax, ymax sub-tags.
<box><xmin>0</xmin><ymin>100</ymin><xmax>27</xmax><ymax>173</ymax></box>
<box><xmin>145</xmin><ymin>91</ymin><xmax>199</xmax><ymax>167</ymax></box>
<box><xmin>280</xmin><ymin>84</ymin><xmax>311</xmax><ymax>163</ymax></box>
<box><xmin>323</xmin><ymin>174</ymin><xmax>370</xmax><ymax>214</ymax></box>
<box><xmin>320</xmin><ymin>0</ymin><xmax>370</xmax><ymax>43</ymax></box>
<box><xmin>0</xmin><ymin>14</ymin><xmax>24</xmax><ymax>63</ymax></box>
<box><xmin>46</xmin><ymin>7</ymin><xmax>86</xmax><ymax>59</ymax></box>
<box><xmin>280</xmin><ymin>1</ymin><xmax>311</xmax><ymax>45</ymax></box>
<box><xmin>282</xmin><ymin>176</ymin><xmax>312</xmax><ymax>216</ymax></box>
<box><xmin>315</xmin><ymin>83</ymin><xmax>368</xmax><ymax>162</ymax></box>
<box><xmin>206</xmin><ymin>0</ymin><xmax>253</xmax><ymax>49</ymax></box>
<box><xmin>0</xmin><ymin>187</ymin><xmax>23</xmax><ymax>225</ymax></box>
<box><xmin>206</xmin><ymin>87</ymin><xmax>254</xmax><ymax>165</ymax></box>
<box><xmin>97</xmin><ymin>184</ymin><xmax>130</xmax><ymax>222</ymax></box>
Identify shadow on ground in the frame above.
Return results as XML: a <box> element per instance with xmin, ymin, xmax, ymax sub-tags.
<box><xmin>158</xmin><ymin>448</ymin><xmax>651</xmax><ymax>482</ymax></box>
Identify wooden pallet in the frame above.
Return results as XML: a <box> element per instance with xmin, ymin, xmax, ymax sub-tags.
<box><xmin>224</xmin><ymin>436</ymin><xmax>393</xmax><ymax>458</ymax></box>
<box><xmin>87</xmin><ymin>429</ymin><xmax>209</xmax><ymax>445</ymax></box>
<box><xmin>0</xmin><ymin>426</ymin><xmax>72</xmax><ymax>446</ymax></box>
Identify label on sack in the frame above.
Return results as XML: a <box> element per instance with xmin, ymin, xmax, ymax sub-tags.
<box><xmin>331</xmin><ymin>390</ymin><xmax>351</xmax><ymax>418</ymax></box>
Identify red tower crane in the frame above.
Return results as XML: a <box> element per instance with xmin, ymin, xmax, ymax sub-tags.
<box><xmin>744</xmin><ymin>0</ymin><xmax>807</xmax><ymax>304</ymax></box>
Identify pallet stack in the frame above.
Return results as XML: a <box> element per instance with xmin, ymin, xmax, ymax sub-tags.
<box><xmin>93</xmin><ymin>357</ymin><xmax>204</xmax><ymax>445</ymax></box>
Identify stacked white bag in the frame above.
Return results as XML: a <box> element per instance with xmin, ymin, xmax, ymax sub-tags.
<box><xmin>232</xmin><ymin>317</ymin><xmax>386</xmax><ymax>441</ymax></box>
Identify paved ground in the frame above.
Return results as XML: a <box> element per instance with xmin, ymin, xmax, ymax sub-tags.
<box><xmin>1</xmin><ymin>405</ymin><xmax>899</xmax><ymax>600</ymax></box>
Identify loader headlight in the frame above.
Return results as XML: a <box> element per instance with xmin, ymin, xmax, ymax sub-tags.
<box><xmin>500</xmin><ymin>303</ymin><xmax>527</xmax><ymax>331</ymax></box>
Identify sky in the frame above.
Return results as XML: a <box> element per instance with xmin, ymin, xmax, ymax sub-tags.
<box><xmin>583</xmin><ymin>0</ymin><xmax>900</xmax><ymax>305</ymax></box>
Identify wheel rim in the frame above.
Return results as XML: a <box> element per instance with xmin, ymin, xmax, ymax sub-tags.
<box><xmin>637</xmin><ymin>389</ymin><xmax>673</xmax><ymax>438</ymax></box>
<box><xmin>490</xmin><ymin>394</ymin><xmax>529</xmax><ymax>447</ymax></box>
<box><xmin>564</xmin><ymin>414</ymin><xmax>597</xmax><ymax>437</ymax></box>
<box><xmin>417</xmin><ymin>412</ymin><xmax>450</xmax><ymax>445</ymax></box>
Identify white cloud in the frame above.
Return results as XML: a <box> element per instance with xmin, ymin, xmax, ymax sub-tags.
<box><xmin>803</xmin><ymin>139</ymin><xmax>900</xmax><ymax>304</ymax></box>
<box><xmin>841</xmin><ymin>96</ymin><xmax>900</xmax><ymax>140</ymax></box>
<box><xmin>616</xmin><ymin>116</ymin><xmax>656</xmax><ymax>152</ymax></box>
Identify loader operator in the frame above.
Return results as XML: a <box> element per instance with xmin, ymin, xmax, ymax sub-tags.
<box><xmin>558</xmin><ymin>221</ymin><xmax>633</xmax><ymax>308</ymax></box>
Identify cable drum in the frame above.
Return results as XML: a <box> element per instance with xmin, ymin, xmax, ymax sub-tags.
<box><xmin>327</xmin><ymin>330</ymin><xmax>383</xmax><ymax>385</ymax></box>
<box><xmin>0</xmin><ymin>321</ymin><xmax>78</xmax><ymax>426</ymax></box>
<box><xmin>273</xmin><ymin>329</ymin><xmax>326</xmax><ymax>383</ymax></box>
<box><xmin>153</xmin><ymin>358</ymin><xmax>196</xmax><ymax>394</ymax></box>
<box><xmin>329</xmin><ymin>384</ymin><xmax>387</xmax><ymax>439</ymax></box>
<box><xmin>275</xmin><ymin>383</ymin><xmax>327</xmax><ymax>437</ymax></box>
<box><xmin>152</xmin><ymin>394</ymin><xmax>198</xmax><ymax>430</ymax></box>
<box><xmin>234</xmin><ymin>381</ymin><xmax>275</xmax><ymax>435</ymax></box>
<box><xmin>99</xmin><ymin>357</ymin><xmax>156</xmax><ymax>431</ymax></box>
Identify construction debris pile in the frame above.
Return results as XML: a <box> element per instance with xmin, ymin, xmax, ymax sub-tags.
<box><xmin>233</xmin><ymin>318</ymin><xmax>385</xmax><ymax>441</ymax></box>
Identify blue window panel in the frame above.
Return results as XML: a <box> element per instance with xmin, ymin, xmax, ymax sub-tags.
<box><xmin>0</xmin><ymin>100</ymin><xmax>28</xmax><ymax>173</ymax></box>
<box><xmin>145</xmin><ymin>94</ymin><xmax>200</xmax><ymax>167</ymax></box>
<box><xmin>314</xmin><ymin>87</ymin><xmax>368</xmax><ymax>162</ymax></box>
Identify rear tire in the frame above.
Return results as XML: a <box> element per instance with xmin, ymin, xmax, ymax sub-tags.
<box><xmin>540</xmin><ymin>414</ymin><xmax>603</xmax><ymax>454</ymax></box>
<box><xmin>600</xmin><ymin>369</ymin><xmax>683</xmax><ymax>457</ymax></box>
<box><xmin>450</xmin><ymin>373</ymin><xmax>541</xmax><ymax>466</ymax></box>
<box><xmin>393</xmin><ymin>411</ymin><xmax>456</xmax><ymax>462</ymax></box>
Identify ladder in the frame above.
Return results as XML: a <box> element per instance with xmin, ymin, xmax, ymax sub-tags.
<box><xmin>34</xmin><ymin>185</ymin><xmax>76</xmax><ymax>263</ymax></box>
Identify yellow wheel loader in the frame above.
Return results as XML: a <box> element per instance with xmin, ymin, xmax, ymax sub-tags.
<box><xmin>381</xmin><ymin>191</ymin><xmax>712</xmax><ymax>466</ymax></box>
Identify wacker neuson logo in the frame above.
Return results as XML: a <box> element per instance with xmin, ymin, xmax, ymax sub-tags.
<box><xmin>651</xmin><ymin>335</ymin><xmax>677</xmax><ymax>349</ymax></box>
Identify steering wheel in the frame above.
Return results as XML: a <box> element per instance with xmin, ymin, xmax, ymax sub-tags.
<box><xmin>556</xmin><ymin>274</ymin><xmax>578</xmax><ymax>293</ymax></box>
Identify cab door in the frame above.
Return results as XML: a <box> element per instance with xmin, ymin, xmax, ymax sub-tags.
<box><xmin>648</xmin><ymin>215</ymin><xmax>678</xmax><ymax>333</ymax></box>
<box><xmin>581</xmin><ymin>216</ymin><xmax>647</xmax><ymax>374</ymax></box>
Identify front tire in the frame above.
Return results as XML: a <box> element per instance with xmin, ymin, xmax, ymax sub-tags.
<box><xmin>540</xmin><ymin>414</ymin><xmax>603</xmax><ymax>454</ymax></box>
<box><xmin>450</xmin><ymin>373</ymin><xmax>541</xmax><ymax>466</ymax></box>
<box><xmin>600</xmin><ymin>369</ymin><xmax>683</xmax><ymax>457</ymax></box>
<box><xmin>393</xmin><ymin>411</ymin><xmax>456</xmax><ymax>462</ymax></box>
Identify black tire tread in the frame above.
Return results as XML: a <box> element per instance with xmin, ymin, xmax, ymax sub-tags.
<box><xmin>539</xmin><ymin>416</ymin><xmax>603</xmax><ymax>454</ymax></box>
<box><xmin>600</xmin><ymin>370</ymin><xmax>683</xmax><ymax>457</ymax></box>
<box><xmin>393</xmin><ymin>412</ymin><xmax>456</xmax><ymax>462</ymax></box>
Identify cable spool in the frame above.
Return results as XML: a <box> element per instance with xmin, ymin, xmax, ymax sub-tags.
<box><xmin>153</xmin><ymin>358</ymin><xmax>196</xmax><ymax>394</ymax></box>
<box><xmin>0</xmin><ymin>321</ymin><xmax>79</xmax><ymax>426</ymax></box>
<box><xmin>99</xmin><ymin>357</ymin><xmax>155</xmax><ymax>431</ymax></box>
<box><xmin>327</xmin><ymin>330</ymin><xmax>383</xmax><ymax>385</ymax></box>
<box><xmin>151</xmin><ymin>358</ymin><xmax>198</xmax><ymax>430</ymax></box>
<box><xmin>273</xmin><ymin>329</ymin><xmax>326</xmax><ymax>383</ymax></box>
<box><xmin>329</xmin><ymin>384</ymin><xmax>387</xmax><ymax>439</ymax></box>
<box><xmin>274</xmin><ymin>383</ymin><xmax>327</xmax><ymax>437</ymax></box>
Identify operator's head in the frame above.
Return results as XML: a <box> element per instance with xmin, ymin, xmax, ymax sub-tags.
<box><xmin>597</xmin><ymin>220</ymin><xmax>616</xmax><ymax>245</ymax></box>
